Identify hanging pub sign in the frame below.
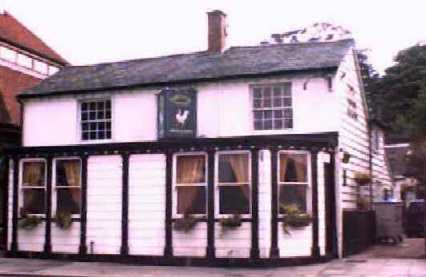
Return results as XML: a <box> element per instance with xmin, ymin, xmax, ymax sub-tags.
<box><xmin>158</xmin><ymin>88</ymin><xmax>197</xmax><ymax>139</ymax></box>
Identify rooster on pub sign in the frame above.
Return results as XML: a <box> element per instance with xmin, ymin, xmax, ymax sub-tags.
<box><xmin>159</xmin><ymin>88</ymin><xmax>196</xmax><ymax>138</ymax></box>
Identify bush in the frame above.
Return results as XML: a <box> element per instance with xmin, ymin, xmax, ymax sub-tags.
<box><xmin>219</xmin><ymin>214</ymin><xmax>242</xmax><ymax>229</ymax></box>
<box><xmin>173</xmin><ymin>214</ymin><xmax>199</xmax><ymax>232</ymax></box>
<box><xmin>55</xmin><ymin>211</ymin><xmax>73</xmax><ymax>230</ymax></box>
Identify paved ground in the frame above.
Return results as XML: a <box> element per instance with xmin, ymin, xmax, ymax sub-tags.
<box><xmin>355</xmin><ymin>238</ymin><xmax>425</xmax><ymax>259</ymax></box>
<box><xmin>0</xmin><ymin>257</ymin><xmax>424</xmax><ymax>277</ymax></box>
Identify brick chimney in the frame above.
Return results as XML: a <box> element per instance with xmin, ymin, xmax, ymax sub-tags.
<box><xmin>207</xmin><ymin>10</ymin><xmax>227</xmax><ymax>53</ymax></box>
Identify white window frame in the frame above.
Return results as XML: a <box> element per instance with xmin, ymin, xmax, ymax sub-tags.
<box><xmin>78</xmin><ymin>97</ymin><xmax>113</xmax><ymax>143</ymax></box>
<box><xmin>19</xmin><ymin>158</ymin><xmax>47</xmax><ymax>217</ymax></box>
<box><xmin>52</xmin><ymin>157</ymin><xmax>82</xmax><ymax>219</ymax></box>
<box><xmin>215</xmin><ymin>150</ymin><xmax>252</xmax><ymax>218</ymax></box>
<box><xmin>277</xmin><ymin>150</ymin><xmax>312</xmax><ymax>216</ymax></box>
<box><xmin>173</xmin><ymin>152</ymin><xmax>208</xmax><ymax>218</ymax></box>
<box><xmin>251</xmin><ymin>82</ymin><xmax>293</xmax><ymax>131</ymax></box>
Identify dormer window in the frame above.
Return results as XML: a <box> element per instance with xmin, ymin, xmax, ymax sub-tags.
<box><xmin>80</xmin><ymin>99</ymin><xmax>112</xmax><ymax>141</ymax></box>
<box><xmin>252</xmin><ymin>83</ymin><xmax>293</xmax><ymax>130</ymax></box>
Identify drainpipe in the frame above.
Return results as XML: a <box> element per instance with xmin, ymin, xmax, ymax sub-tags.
<box><xmin>368</xmin><ymin>122</ymin><xmax>373</xmax><ymax>210</ymax></box>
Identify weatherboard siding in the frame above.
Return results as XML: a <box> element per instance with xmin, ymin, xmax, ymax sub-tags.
<box><xmin>51</xmin><ymin>223</ymin><xmax>80</xmax><ymax>253</ymax></box>
<box><xmin>335</xmin><ymin>48</ymin><xmax>370</xmax><ymax>209</ymax></box>
<box><xmin>22</xmin><ymin>75</ymin><xmax>339</xmax><ymax>147</ymax></box>
<box><xmin>86</xmin><ymin>155</ymin><xmax>122</xmax><ymax>255</ymax></box>
<box><xmin>128</xmin><ymin>154</ymin><xmax>166</xmax><ymax>256</ymax></box>
<box><xmin>371</xmin><ymin>128</ymin><xmax>393</xmax><ymax>201</ymax></box>
<box><xmin>258</xmin><ymin>149</ymin><xmax>271</xmax><ymax>258</ymax></box>
<box><xmin>335</xmin><ymin>48</ymin><xmax>371</xmax><ymax>258</ymax></box>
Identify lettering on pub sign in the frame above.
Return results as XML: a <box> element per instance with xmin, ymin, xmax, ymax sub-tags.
<box><xmin>158</xmin><ymin>88</ymin><xmax>197</xmax><ymax>138</ymax></box>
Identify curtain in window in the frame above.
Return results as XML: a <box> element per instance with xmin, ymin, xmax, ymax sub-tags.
<box><xmin>279</xmin><ymin>154</ymin><xmax>306</xmax><ymax>182</ymax></box>
<box><xmin>23</xmin><ymin>163</ymin><xmax>43</xmax><ymax>186</ymax></box>
<box><xmin>63</xmin><ymin>161</ymin><xmax>81</xmax><ymax>203</ymax></box>
<box><xmin>176</xmin><ymin>155</ymin><xmax>205</xmax><ymax>213</ymax></box>
<box><xmin>226</xmin><ymin>154</ymin><xmax>250</xmax><ymax>200</ymax></box>
<box><xmin>279</xmin><ymin>155</ymin><xmax>288</xmax><ymax>182</ymax></box>
<box><xmin>177</xmin><ymin>156</ymin><xmax>205</xmax><ymax>184</ymax></box>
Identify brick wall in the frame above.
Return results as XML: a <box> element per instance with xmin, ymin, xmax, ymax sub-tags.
<box><xmin>0</xmin><ymin>65</ymin><xmax>41</xmax><ymax>125</ymax></box>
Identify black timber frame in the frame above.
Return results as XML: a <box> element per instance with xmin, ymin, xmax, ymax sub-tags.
<box><xmin>4</xmin><ymin>132</ymin><xmax>338</xmax><ymax>267</ymax></box>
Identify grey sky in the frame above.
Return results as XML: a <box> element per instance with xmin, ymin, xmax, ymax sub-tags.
<box><xmin>2</xmin><ymin>0</ymin><xmax>425</xmax><ymax>74</ymax></box>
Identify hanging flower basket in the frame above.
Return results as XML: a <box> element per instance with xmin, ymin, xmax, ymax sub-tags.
<box><xmin>354</xmin><ymin>172</ymin><xmax>372</xmax><ymax>186</ymax></box>
<box><xmin>342</xmin><ymin>152</ymin><xmax>351</xmax><ymax>163</ymax></box>
<box><xmin>219</xmin><ymin>214</ymin><xmax>242</xmax><ymax>229</ymax></box>
<box><xmin>173</xmin><ymin>214</ymin><xmax>199</xmax><ymax>233</ymax></box>
<box><xmin>280</xmin><ymin>204</ymin><xmax>312</xmax><ymax>234</ymax></box>
<box><xmin>54</xmin><ymin>211</ymin><xmax>73</xmax><ymax>230</ymax></box>
<box><xmin>356</xmin><ymin>197</ymin><xmax>369</xmax><ymax>211</ymax></box>
<box><xmin>19</xmin><ymin>212</ymin><xmax>42</xmax><ymax>230</ymax></box>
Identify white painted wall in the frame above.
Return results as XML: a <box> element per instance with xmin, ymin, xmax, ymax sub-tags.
<box><xmin>334</xmin><ymin>48</ymin><xmax>370</xmax><ymax>258</ymax></box>
<box><xmin>371</xmin><ymin>127</ymin><xmax>394</xmax><ymax>201</ymax></box>
<box><xmin>86</xmin><ymin>155</ymin><xmax>122</xmax><ymax>255</ymax></box>
<box><xmin>22</xmin><ymin>75</ymin><xmax>339</xmax><ymax>147</ymax></box>
<box><xmin>51</xmin><ymin>223</ymin><xmax>80</xmax><ymax>253</ymax></box>
<box><xmin>215</xmin><ymin>222</ymin><xmax>251</xmax><ymax>258</ymax></box>
<box><xmin>258</xmin><ymin>149</ymin><xmax>271</xmax><ymax>258</ymax></box>
<box><xmin>128</xmin><ymin>154</ymin><xmax>165</xmax><ymax>256</ymax></box>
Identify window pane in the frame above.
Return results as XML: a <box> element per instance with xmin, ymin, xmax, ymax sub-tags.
<box><xmin>176</xmin><ymin>155</ymin><xmax>206</xmax><ymax>184</ymax></box>
<box><xmin>23</xmin><ymin>162</ymin><xmax>45</xmax><ymax>187</ymax></box>
<box><xmin>274</xmin><ymin>110</ymin><xmax>283</xmax><ymax>118</ymax></box>
<box><xmin>279</xmin><ymin>153</ymin><xmax>308</xmax><ymax>183</ymax></box>
<box><xmin>57</xmin><ymin>188</ymin><xmax>81</xmax><ymax>214</ymax></box>
<box><xmin>283</xmin><ymin>97</ymin><xmax>292</xmax><ymax>106</ymax></box>
<box><xmin>252</xmin><ymin>84</ymin><xmax>292</xmax><ymax>131</ymax></box>
<box><xmin>56</xmin><ymin>160</ymin><xmax>81</xmax><ymax>187</ymax></box>
<box><xmin>264</xmin><ymin>120</ymin><xmax>273</xmax><ymax>129</ymax></box>
<box><xmin>253</xmin><ymin>99</ymin><xmax>262</xmax><ymax>108</ymax></box>
<box><xmin>218</xmin><ymin>153</ymin><xmax>249</xmax><ymax>183</ymax></box>
<box><xmin>273</xmin><ymin>97</ymin><xmax>282</xmax><ymax>107</ymax></box>
<box><xmin>80</xmin><ymin>99</ymin><xmax>112</xmax><ymax>141</ymax></box>
<box><xmin>254</xmin><ymin>120</ymin><xmax>263</xmax><ymax>130</ymax></box>
<box><xmin>253</xmin><ymin>88</ymin><xmax>262</xmax><ymax>98</ymax></box>
<box><xmin>263</xmin><ymin>98</ymin><xmax>271</xmax><ymax>107</ymax></box>
<box><xmin>219</xmin><ymin>185</ymin><xmax>250</xmax><ymax>214</ymax></box>
<box><xmin>263</xmin><ymin>87</ymin><xmax>271</xmax><ymax>98</ymax></box>
<box><xmin>273</xmin><ymin>86</ymin><xmax>282</xmax><ymax>97</ymax></box>
<box><xmin>284</xmin><ymin>118</ymin><xmax>293</xmax><ymax>128</ymax></box>
<box><xmin>253</xmin><ymin>111</ymin><xmax>263</xmax><ymax>120</ymax></box>
<box><xmin>274</xmin><ymin>119</ymin><xmax>283</xmax><ymax>129</ymax></box>
<box><xmin>23</xmin><ymin>189</ymin><xmax>45</xmax><ymax>214</ymax></box>
<box><xmin>177</xmin><ymin>186</ymin><xmax>206</xmax><ymax>214</ymax></box>
<box><xmin>279</xmin><ymin>185</ymin><xmax>307</xmax><ymax>213</ymax></box>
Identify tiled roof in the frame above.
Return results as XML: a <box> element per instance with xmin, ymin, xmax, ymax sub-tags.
<box><xmin>0</xmin><ymin>11</ymin><xmax>68</xmax><ymax>65</ymax></box>
<box><xmin>20</xmin><ymin>39</ymin><xmax>354</xmax><ymax>97</ymax></box>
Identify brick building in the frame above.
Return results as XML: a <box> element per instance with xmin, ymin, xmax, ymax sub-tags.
<box><xmin>0</xmin><ymin>10</ymin><xmax>67</xmax><ymax>247</ymax></box>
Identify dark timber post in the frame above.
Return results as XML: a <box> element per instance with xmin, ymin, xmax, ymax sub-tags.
<box><xmin>325</xmin><ymin>152</ymin><xmax>338</xmax><ymax>257</ymax></box>
<box><xmin>2</xmin><ymin>157</ymin><xmax>9</xmax><ymax>250</ymax></box>
<box><xmin>270</xmin><ymin>147</ymin><xmax>279</xmax><ymax>257</ymax></box>
<box><xmin>164</xmin><ymin>151</ymin><xmax>173</xmax><ymax>257</ymax></box>
<box><xmin>206</xmin><ymin>149</ymin><xmax>215</xmax><ymax>259</ymax></box>
<box><xmin>120</xmin><ymin>153</ymin><xmax>130</xmax><ymax>256</ymax></box>
<box><xmin>250</xmin><ymin>148</ymin><xmax>260</xmax><ymax>260</ymax></box>
<box><xmin>10</xmin><ymin>157</ymin><xmax>19</xmax><ymax>253</ymax></box>
<box><xmin>44</xmin><ymin>156</ymin><xmax>53</xmax><ymax>254</ymax></box>
<box><xmin>79</xmin><ymin>155</ymin><xmax>88</xmax><ymax>256</ymax></box>
<box><xmin>311</xmin><ymin>150</ymin><xmax>320</xmax><ymax>258</ymax></box>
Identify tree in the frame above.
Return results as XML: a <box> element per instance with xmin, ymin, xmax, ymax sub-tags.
<box><xmin>371</xmin><ymin>44</ymin><xmax>426</xmax><ymax>134</ymax></box>
<box><xmin>356</xmin><ymin>49</ymin><xmax>381</xmax><ymax>119</ymax></box>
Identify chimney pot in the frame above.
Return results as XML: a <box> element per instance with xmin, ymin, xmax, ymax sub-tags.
<box><xmin>207</xmin><ymin>10</ymin><xmax>227</xmax><ymax>53</ymax></box>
